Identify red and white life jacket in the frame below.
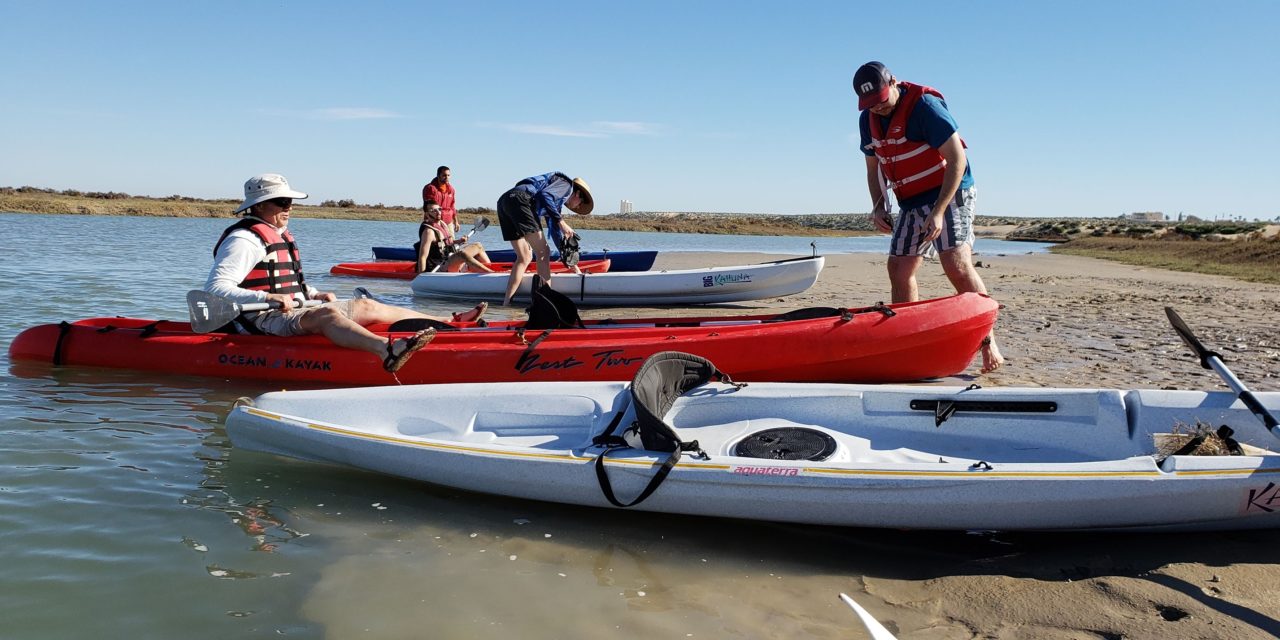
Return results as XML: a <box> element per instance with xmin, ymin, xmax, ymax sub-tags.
<box><xmin>868</xmin><ymin>81</ymin><xmax>962</xmax><ymax>201</ymax></box>
<box><xmin>213</xmin><ymin>218</ymin><xmax>308</xmax><ymax>296</ymax></box>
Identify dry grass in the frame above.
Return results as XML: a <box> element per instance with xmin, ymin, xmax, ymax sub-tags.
<box><xmin>1051</xmin><ymin>234</ymin><xmax>1280</xmax><ymax>285</ymax></box>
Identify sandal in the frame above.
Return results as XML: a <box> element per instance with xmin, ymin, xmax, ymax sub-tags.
<box><xmin>451</xmin><ymin>301</ymin><xmax>488</xmax><ymax>324</ymax></box>
<box><xmin>382</xmin><ymin>328</ymin><xmax>436</xmax><ymax>373</ymax></box>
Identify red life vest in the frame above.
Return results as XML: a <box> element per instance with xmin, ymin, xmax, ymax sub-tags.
<box><xmin>423</xmin><ymin>181</ymin><xmax>457</xmax><ymax>226</ymax></box>
<box><xmin>213</xmin><ymin>218</ymin><xmax>308</xmax><ymax>296</ymax></box>
<box><xmin>868</xmin><ymin>81</ymin><xmax>960</xmax><ymax>201</ymax></box>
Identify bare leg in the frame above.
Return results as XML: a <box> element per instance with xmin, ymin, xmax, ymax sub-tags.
<box><xmin>503</xmin><ymin>238</ymin><xmax>532</xmax><ymax>306</ymax></box>
<box><xmin>939</xmin><ymin>244</ymin><xmax>1004</xmax><ymax>374</ymax></box>
<box><xmin>447</xmin><ymin>245</ymin><xmax>495</xmax><ymax>273</ymax></box>
<box><xmin>299</xmin><ymin>305</ymin><xmax>393</xmax><ymax>356</ymax></box>
<box><xmin>886</xmin><ymin>255</ymin><xmax>923</xmax><ymax>303</ymax></box>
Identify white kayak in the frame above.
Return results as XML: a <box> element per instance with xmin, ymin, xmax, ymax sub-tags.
<box><xmin>410</xmin><ymin>256</ymin><xmax>824</xmax><ymax>305</ymax></box>
<box><xmin>225</xmin><ymin>346</ymin><xmax>1280</xmax><ymax>532</ymax></box>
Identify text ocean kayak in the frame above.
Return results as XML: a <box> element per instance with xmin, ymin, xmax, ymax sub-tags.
<box><xmin>374</xmin><ymin>247</ymin><xmax>657</xmax><ymax>272</ymax></box>
<box><xmin>9</xmin><ymin>293</ymin><xmax>998</xmax><ymax>385</ymax></box>
<box><xmin>225</xmin><ymin>350</ymin><xmax>1280</xmax><ymax>532</ymax></box>
<box><xmin>412</xmin><ymin>256</ymin><xmax>824</xmax><ymax>305</ymax></box>
<box><xmin>330</xmin><ymin>259</ymin><xmax>611</xmax><ymax>280</ymax></box>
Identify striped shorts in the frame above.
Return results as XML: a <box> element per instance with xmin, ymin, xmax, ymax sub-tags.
<box><xmin>889</xmin><ymin>187</ymin><xmax>976</xmax><ymax>257</ymax></box>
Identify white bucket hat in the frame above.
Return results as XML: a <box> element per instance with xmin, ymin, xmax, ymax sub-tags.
<box><xmin>235</xmin><ymin>173</ymin><xmax>309</xmax><ymax>213</ymax></box>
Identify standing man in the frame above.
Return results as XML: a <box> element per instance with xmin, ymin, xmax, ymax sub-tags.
<box><xmin>495</xmin><ymin>172</ymin><xmax>593</xmax><ymax>306</ymax></box>
<box><xmin>854</xmin><ymin>61</ymin><xmax>1003</xmax><ymax>374</ymax></box>
<box><xmin>423</xmin><ymin>166</ymin><xmax>459</xmax><ymax>234</ymax></box>
<box><xmin>207</xmin><ymin>173</ymin><xmax>486</xmax><ymax>373</ymax></box>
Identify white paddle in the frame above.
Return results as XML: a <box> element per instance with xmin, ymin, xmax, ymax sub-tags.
<box><xmin>1166</xmin><ymin>307</ymin><xmax>1279</xmax><ymax>439</ymax></box>
<box><xmin>431</xmin><ymin>216</ymin><xmax>491</xmax><ymax>273</ymax></box>
<box><xmin>838</xmin><ymin>593</ymin><xmax>898</xmax><ymax>640</ymax></box>
<box><xmin>186</xmin><ymin>290</ymin><xmax>321</xmax><ymax>334</ymax></box>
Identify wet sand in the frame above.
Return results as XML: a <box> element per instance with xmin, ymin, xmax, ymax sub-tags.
<box><xmin>500</xmin><ymin>249</ymin><xmax>1280</xmax><ymax>638</ymax></box>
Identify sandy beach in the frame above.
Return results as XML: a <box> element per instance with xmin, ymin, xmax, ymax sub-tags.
<box><xmin>549</xmin><ymin>249</ymin><xmax>1280</xmax><ymax>639</ymax></box>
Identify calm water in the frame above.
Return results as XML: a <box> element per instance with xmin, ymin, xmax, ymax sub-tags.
<box><xmin>6</xmin><ymin>213</ymin><xmax>1272</xmax><ymax>639</ymax></box>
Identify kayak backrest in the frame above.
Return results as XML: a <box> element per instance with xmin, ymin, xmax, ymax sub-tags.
<box><xmin>525</xmin><ymin>275</ymin><xmax>585</xmax><ymax>330</ymax></box>
<box><xmin>625</xmin><ymin>351</ymin><xmax>722</xmax><ymax>452</ymax></box>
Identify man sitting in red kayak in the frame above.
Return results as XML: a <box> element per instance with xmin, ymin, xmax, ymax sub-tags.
<box><xmin>415</xmin><ymin>198</ymin><xmax>495</xmax><ymax>274</ymax></box>
<box><xmin>205</xmin><ymin>173</ymin><xmax>488</xmax><ymax>373</ymax></box>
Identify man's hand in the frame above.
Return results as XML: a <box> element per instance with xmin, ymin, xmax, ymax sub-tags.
<box><xmin>314</xmin><ymin>291</ymin><xmax>338</xmax><ymax>303</ymax></box>
<box><xmin>871</xmin><ymin>208</ymin><xmax>893</xmax><ymax>233</ymax></box>
<box><xmin>921</xmin><ymin>209</ymin><xmax>945</xmax><ymax>244</ymax></box>
<box><xmin>265</xmin><ymin>293</ymin><xmax>299</xmax><ymax>310</ymax></box>
<box><xmin>560</xmin><ymin>221</ymin><xmax>574</xmax><ymax>238</ymax></box>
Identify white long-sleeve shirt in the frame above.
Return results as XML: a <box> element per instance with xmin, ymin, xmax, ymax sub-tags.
<box><xmin>204</xmin><ymin>219</ymin><xmax>319</xmax><ymax>305</ymax></box>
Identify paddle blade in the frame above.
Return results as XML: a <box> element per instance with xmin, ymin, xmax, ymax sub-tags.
<box><xmin>1165</xmin><ymin>306</ymin><xmax>1216</xmax><ymax>370</ymax></box>
<box><xmin>474</xmin><ymin>216</ymin><xmax>490</xmax><ymax>233</ymax></box>
<box><xmin>187</xmin><ymin>290</ymin><xmax>241</xmax><ymax>334</ymax></box>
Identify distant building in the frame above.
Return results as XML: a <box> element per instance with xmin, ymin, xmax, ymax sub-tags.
<box><xmin>1124</xmin><ymin>211</ymin><xmax>1165</xmax><ymax>222</ymax></box>
<box><xmin>619</xmin><ymin>199</ymin><xmax>634</xmax><ymax>214</ymax></box>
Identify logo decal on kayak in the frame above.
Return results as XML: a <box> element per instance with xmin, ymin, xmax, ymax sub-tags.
<box><xmin>217</xmin><ymin>353</ymin><xmax>333</xmax><ymax>371</ymax></box>
<box><xmin>732</xmin><ymin>466</ymin><xmax>800</xmax><ymax>477</ymax></box>
<box><xmin>1245</xmin><ymin>482</ymin><xmax>1280</xmax><ymax>513</ymax></box>
<box><xmin>514</xmin><ymin>349</ymin><xmax>643</xmax><ymax>375</ymax></box>
<box><xmin>703</xmin><ymin>273</ymin><xmax>752</xmax><ymax>287</ymax></box>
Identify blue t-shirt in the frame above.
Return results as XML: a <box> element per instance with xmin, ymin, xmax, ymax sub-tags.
<box><xmin>860</xmin><ymin>93</ymin><xmax>974</xmax><ymax>210</ymax></box>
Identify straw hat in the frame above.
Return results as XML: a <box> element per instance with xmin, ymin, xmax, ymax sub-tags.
<box><xmin>235</xmin><ymin>173</ymin><xmax>309</xmax><ymax>213</ymax></box>
<box><xmin>568</xmin><ymin>177</ymin><xmax>594</xmax><ymax>215</ymax></box>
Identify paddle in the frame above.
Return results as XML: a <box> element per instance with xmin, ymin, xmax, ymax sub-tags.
<box><xmin>1166</xmin><ymin>307</ymin><xmax>1279</xmax><ymax>438</ymax></box>
<box><xmin>430</xmin><ymin>217</ymin><xmax>491</xmax><ymax>273</ymax></box>
<box><xmin>186</xmin><ymin>290</ymin><xmax>321</xmax><ymax>334</ymax></box>
<box><xmin>462</xmin><ymin>216</ymin><xmax>490</xmax><ymax>242</ymax></box>
<box><xmin>838</xmin><ymin>593</ymin><xmax>897</xmax><ymax>640</ymax></box>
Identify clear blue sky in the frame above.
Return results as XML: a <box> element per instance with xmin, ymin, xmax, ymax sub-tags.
<box><xmin>2</xmin><ymin>1</ymin><xmax>1277</xmax><ymax>219</ymax></box>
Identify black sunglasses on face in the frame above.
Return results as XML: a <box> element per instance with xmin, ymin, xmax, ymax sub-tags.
<box><xmin>269</xmin><ymin>197</ymin><xmax>293</xmax><ymax>209</ymax></box>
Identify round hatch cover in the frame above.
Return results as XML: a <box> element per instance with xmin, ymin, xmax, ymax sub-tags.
<box><xmin>733</xmin><ymin>427</ymin><xmax>837</xmax><ymax>461</ymax></box>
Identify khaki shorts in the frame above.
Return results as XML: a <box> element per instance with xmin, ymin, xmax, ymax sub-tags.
<box><xmin>244</xmin><ymin>299</ymin><xmax>354</xmax><ymax>337</ymax></box>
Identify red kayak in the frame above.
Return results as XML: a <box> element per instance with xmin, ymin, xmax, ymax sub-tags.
<box><xmin>8</xmin><ymin>294</ymin><xmax>998</xmax><ymax>385</ymax></box>
<box><xmin>330</xmin><ymin>259</ymin><xmax>611</xmax><ymax>279</ymax></box>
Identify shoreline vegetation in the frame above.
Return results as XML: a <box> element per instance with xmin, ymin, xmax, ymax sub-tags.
<box><xmin>4</xmin><ymin>185</ymin><xmax>1278</xmax><ymax>284</ymax></box>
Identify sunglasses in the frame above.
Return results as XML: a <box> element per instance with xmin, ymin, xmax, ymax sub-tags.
<box><xmin>268</xmin><ymin>197</ymin><xmax>293</xmax><ymax>209</ymax></box>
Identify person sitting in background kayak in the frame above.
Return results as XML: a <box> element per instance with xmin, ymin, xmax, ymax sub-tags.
<box><xmin>415</xmin><ymin>198</ymin><xmax>495</xmax><ymax>274</ymax></box>
<box><xmin>422</xmin><ymin>165</ymin><xmax>459</xmax><ymax>235</ymax></box>
<box><xmin>205</xmin><ymin>173</ymin><xmax>487</xmax><ymax>373</ymax></box>
<box><xmin>496</xmin><ymin>172</ymin><xmax>594</xmax><ymax>306</ymax></box>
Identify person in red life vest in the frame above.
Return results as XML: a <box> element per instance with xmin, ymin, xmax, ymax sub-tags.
<box><xmin>422</xmin><ymin>166</ymin><xmax>459</xmax><ymax>234</ymax></box>
<box><xmin>854</xmin><ymin>61</ymin><xmax>1003</xmax><ymax>374</ymax></box>
<box><xmin>495</xmin><ymin>172</ymin><xmax>593</xmax><ymax>306</ymax></box>
<box><xmin>205</xmin><ymin>174</ymin><xmax>487</xmax><ymax>373</ymax></box>
<box><xmin>415</xmin><ymin>198</ymin><xmax>495</xmax><ymax>273</ymax></box>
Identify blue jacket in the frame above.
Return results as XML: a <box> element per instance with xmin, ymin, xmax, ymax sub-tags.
<box><xmin>513</xmin><ymin>172</ymin><xmax>574</xmax><ymax>247</ymax></box>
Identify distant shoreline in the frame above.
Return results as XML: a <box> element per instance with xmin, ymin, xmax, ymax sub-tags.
<box><xmin>4</xmin><ymin>187</ymin><xmax>1277</xmax><ymax>284</ymax></box>
<box><xmin>0</xmin><ymin>187</ymin><xmax>1067</xmax><ymax>240</ymax></box>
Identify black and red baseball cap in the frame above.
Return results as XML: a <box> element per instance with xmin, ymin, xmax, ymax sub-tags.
<box><xmin>852</xmin><ymin>61</ymin><xmax>892</xmax><ymax>110</ymax></box>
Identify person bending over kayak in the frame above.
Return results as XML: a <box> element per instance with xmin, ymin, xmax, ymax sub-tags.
<box><xmin>415</xmin><ymin>199</ymin><xmax>494</xmax><ymax>274</ymax></box>
<box><xmin>495</xmin><ymin>172</ymin><xmax>593</xmax><ymax>306</ymax></box>
<box><xmin>205</xmin><ymin>173</ymin><xmax>488</xmax><ymax>373</ymax></box>
<box><xmin>852</xmin><ymin>60</ymin><xmax>1003</xmax><ymax>374</ymax></box>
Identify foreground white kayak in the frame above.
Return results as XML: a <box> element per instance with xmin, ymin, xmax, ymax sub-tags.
<box><xmin>410</xmin><ymin>256</ymin><xmax>824</xmax><ymax>305</ymax></box>
<box><xmin>225</xmin><ymin>350</ymin><xmax>1280</xmax><ymax>532</ymax></box>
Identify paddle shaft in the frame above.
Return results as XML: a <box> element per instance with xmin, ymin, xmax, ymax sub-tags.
<box><xmin>838</xmin><ymin>594</ymin><xmax>897</xmax><ymax>640</ymax></box>
<box><xmin>186</xmin><ymin>289</ymin><xmax>322</xmax><ymax>333</ymax></box>
<box><xmin>1166</xmin><ymin>307</ymin><xmax>1279</xmax><ymax>435</ymax></box>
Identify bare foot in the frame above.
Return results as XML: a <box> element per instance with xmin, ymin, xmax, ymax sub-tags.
<box><xmin>980</xmin><ymin>334</ymin><xmax>1005</xmax><ymax>374</ymax></box>
<box><xmin>451</xmin><ymin>301</ymin><xmax>488</xmax><ymax>323</ymax></box>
